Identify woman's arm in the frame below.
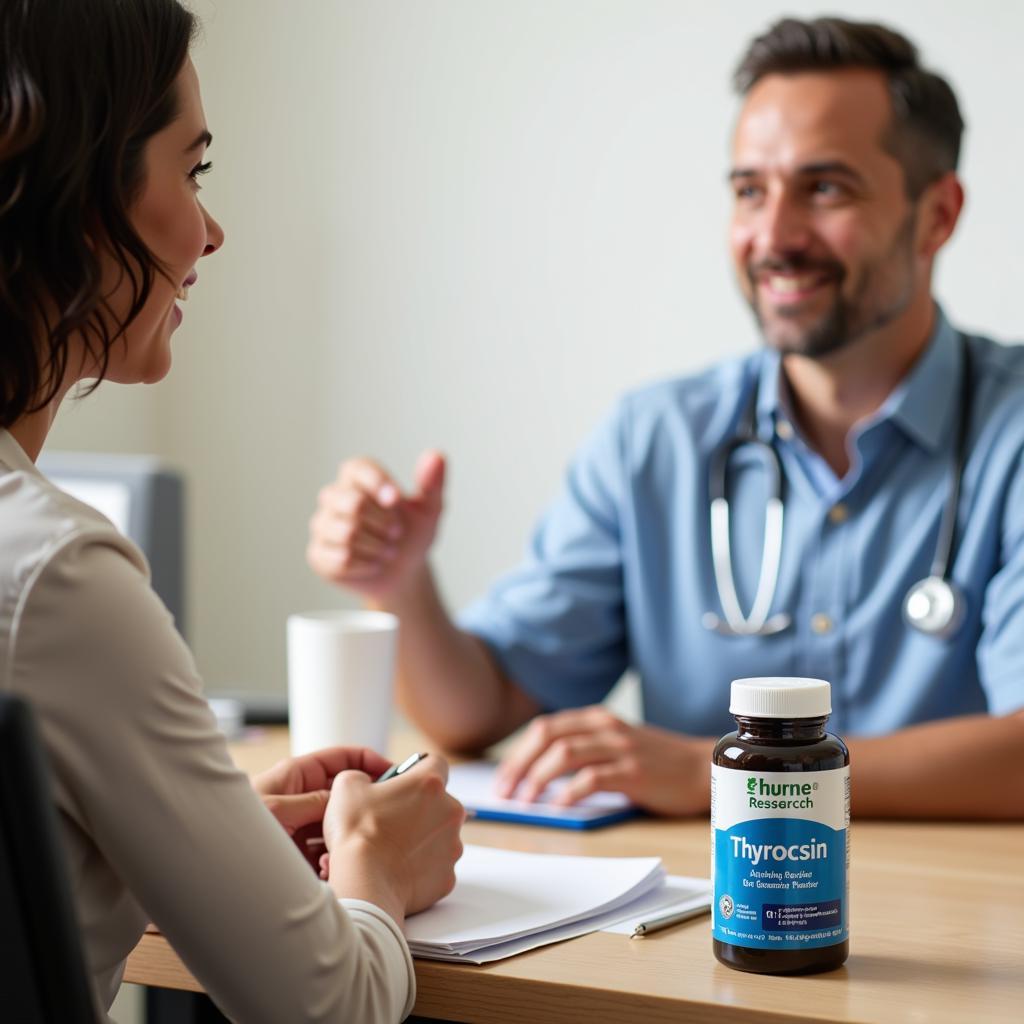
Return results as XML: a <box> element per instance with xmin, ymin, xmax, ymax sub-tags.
<box><xmin>14</xmin><ymin>533</ymin><xmax>448</xmax><ymax>1023</ymax></box>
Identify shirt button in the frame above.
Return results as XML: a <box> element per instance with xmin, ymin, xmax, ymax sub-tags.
<box><xmin>828</xmin><ymin>503</ymin><xmax>849</xmax><ymax>524</ymax></box>
<box><xmin>811</xmin><ymin>613</ymin><xmax>834</xmax><ymax>635</ymax></box>
<box><xmin>776</xmin><ymin>420</ymin><xmax>794</xmax><ymax>440</ymax></box>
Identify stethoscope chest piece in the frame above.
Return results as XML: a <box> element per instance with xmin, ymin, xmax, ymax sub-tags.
<box><xmin>902</xmin><ymin>575</ymin><xmax>966</xmax><ymax>639</ymax></box>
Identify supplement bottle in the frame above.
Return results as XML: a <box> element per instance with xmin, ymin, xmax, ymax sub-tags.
<box><xmin>711</xmin><ymin>677</ymin><xmax>849</xmax><ymax>974</ymax></box>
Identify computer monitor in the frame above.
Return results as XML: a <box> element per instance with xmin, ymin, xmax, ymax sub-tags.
<box><xmin>37</xmin><ymin>451</ymin><xmax>187</xmax><ymax>641</ymax></box>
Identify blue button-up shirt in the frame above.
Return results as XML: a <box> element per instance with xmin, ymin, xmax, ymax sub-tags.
<box><xmin>459</xmin><ymin>311</ymin><xmax>1024</xmax><ymax>737</ymax></box>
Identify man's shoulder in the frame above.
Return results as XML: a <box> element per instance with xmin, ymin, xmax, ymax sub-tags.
<box><xmin>970</xmin><ymin>331</ymin><xmax>1024</xmax><ymax>384</ymax></box>
<box><xmin>967</xmin><ymin>332</ymin><xmax>1024</xmax><ymax>432</ymax></box>
<box><xmin>612</xmin><ymin>353</ymin><xmax>757</xmax><ymax>439</ymax></box>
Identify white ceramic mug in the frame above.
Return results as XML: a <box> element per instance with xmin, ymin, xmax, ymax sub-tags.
<box><xmin>286</xmin><ymin>610</ymin><xmax>399</xmax><ymax>756</ymax></box>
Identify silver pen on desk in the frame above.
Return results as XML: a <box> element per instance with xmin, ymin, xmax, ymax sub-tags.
<box><xmin>630</xmin><ymin>902</ymin><xmax>711</xmax><ymax>939</ymax></box>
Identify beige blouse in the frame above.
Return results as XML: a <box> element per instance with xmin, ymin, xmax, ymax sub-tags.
<box><xmin>0</xmin><ymin>430</ymin><xmax>415</xmax><ymax>1022</ymax></box>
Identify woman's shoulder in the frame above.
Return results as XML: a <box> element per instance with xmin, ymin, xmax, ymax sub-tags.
<box><xmin>0</xmin><ymin>449</ymin><xmax>190</xmax><ymax>722</ymax></box>
<box><xmin>0</xmin><ymin>451</ymin><xmax>149</xmax><ymax>628</ymax></box>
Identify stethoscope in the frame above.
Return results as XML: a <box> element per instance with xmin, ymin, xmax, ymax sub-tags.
<box><xmin>701</xmin><ymin>337</ymin><xmax>972</xmax><ymax>639</ymax></box>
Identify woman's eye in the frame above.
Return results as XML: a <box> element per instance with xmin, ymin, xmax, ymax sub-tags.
<box><xmin>189</xmin><ymin>160</ymin><xmax>213</xmax><ymax>184</ymax></box>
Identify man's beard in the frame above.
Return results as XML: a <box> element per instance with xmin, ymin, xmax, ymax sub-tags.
<box><xmin>746</xmin><ymin>211</ymin><xmax>917</xmax><ymax>359</ymax></box>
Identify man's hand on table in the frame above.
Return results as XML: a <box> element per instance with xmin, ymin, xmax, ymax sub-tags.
<box><xmin>494</xmin><ymin>705</ymin><xmax>713</xmax><ymax>817</ymax></box>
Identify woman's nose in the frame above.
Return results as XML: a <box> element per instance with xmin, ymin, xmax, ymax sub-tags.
<box><xmin>201</xmin><ymin>202</ymin><xmax>224</xmax><ymax>255</ymax></box>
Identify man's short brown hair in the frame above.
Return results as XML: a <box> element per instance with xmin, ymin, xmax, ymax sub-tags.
<box><xmin>734</xmin><ymin>17</ymin><xmax>964</xmax><ymax>198</ymax></box>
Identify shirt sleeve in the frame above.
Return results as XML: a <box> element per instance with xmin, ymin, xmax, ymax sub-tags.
<box><xmin>976</xmin><ymin>451</ymin><xmax>1024</xmax><ymax>715</ymax></box>
<box><xmin>458</xmin><ymin>402</ymin><xmax>629</xmax><ymax>710</ymax></box>
<box><xmin>11</xmin><ymin>532</ymin><xmax>415</xmax><ymax>1024</ymax></box>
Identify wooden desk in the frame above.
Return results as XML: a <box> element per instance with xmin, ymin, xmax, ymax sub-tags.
<box><xmin>125</xmin><ymin>728</ymin><xmax>1024</xmax><ymax>1023</ymax></box>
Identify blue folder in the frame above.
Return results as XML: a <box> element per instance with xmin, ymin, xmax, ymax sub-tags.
<box><xmin>447</xmin><ymin>761</ymin><xmax>640</xmax><ymax>830</ymax></box>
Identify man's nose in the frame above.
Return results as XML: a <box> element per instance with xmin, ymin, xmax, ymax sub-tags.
<box><xmin>754</xmin><ymin>192</ymin><xmax>812</xmax><ymax>259</ymax></box>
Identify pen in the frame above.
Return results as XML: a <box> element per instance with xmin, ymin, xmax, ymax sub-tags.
<box><xmin>375</xmin><ymin>751</ymin><xmax>429</xmax><ymax>783</ymax></box>
<box><xmin>630</xmin><ymin>902</ymin><xmax>711</xmax><ymax>938</ymax></box>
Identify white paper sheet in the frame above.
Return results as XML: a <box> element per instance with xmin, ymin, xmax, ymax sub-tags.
<box><xmin>404</xmin><ymin>844</ymin><xmax>665</xmax><ymax>959</ymax></box>
<box><xmin>415</xmin><ymin>885</ymin><xmax>686</xmax><ymax>963</ymax></box>
<box><xmin>600</xmin><ymin>875</ymin><xmax>712</xmax><ymax>935</ymax></box>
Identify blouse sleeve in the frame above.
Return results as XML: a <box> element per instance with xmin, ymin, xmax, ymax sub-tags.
<box><xmin>9</xmin><ymin>530</ymin><xmax>415</xmax><ymax>1023</ymax></box>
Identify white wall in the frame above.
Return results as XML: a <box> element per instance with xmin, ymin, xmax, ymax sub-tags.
<box><xmin>48</xmin><ymin>0</ymin><xmax>1024</xmax><ymax>696</ymax></box>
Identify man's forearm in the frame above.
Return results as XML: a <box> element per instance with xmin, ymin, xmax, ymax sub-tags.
<box><xmin>371</xmin><ymin>565</ymin><xmax>539</xmax><ymax>753</ymax></box>
<box><xmin>846</xmin><ymin>711</ymin><xmax>1024</xmax><ymax>819</ymax></box>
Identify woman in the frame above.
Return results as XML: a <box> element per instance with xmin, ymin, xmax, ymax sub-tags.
<box><xmin>0</xmin><ymin>2</ymin><xmax>464</xmax><ymax>1021</ymax></box>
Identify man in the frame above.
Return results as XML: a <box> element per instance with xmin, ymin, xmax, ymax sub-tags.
<box><xmin>307</xmin><ymin>17</ymin><xmax>1024</xmax><ymax>819</ymax></box>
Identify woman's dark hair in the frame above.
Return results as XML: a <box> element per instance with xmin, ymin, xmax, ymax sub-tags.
<box><xmin>734</xmin><ymin>17</ymin><xmax>964</xmax><ymax>200</ymax></box>
<box><xmin>0</xmin><ymin>0</ymin><xmax>196</xmax><ymax>427</ymax></box>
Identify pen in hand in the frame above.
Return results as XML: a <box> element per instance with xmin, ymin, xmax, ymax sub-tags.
<box><xmin>630</xmin><ymin>902</ymin><xmax>711</xmax><ymax>939</ymax></box>
<box><xmin>305</xmin><ymin>752</ymin><xmax>430</xmax><ymax>853</ymax></box>
<box><xmin>375</xmin><ymin>751</ymin><xmax>429</xmax><ymax>783</ymax></box>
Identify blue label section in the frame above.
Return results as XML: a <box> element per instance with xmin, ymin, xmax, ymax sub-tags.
<box><xmin>714</xmin><ymin>817</ymin><xmax>846</xmax><ymax>950</ymax></box>
<box><xmin>763</xmin><ymin>899</ymin><xmax>841</xmax><ymax>931</ymax></box>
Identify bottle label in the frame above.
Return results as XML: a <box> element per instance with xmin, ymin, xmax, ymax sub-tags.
<box><xmin>711</xmin><ymin>764</ymin><xmax>849</xmax><ymax>950</ymax></box>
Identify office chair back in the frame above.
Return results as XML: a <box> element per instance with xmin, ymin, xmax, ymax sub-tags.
<box><xmin>0</xmin><ymin>694</ymin><xmax>97</xmax><ymax>1023</ymax></box>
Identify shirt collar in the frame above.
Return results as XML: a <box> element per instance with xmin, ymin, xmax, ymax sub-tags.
<box><xmin>0</xmin><ymin>428</ymin><xmax>43</xmax><ymax>475</ymax></box>
<box><xmin>754</xmin><ymin>306</ymin><xmax>961</xmax><ymax>454</ymax></box>
<box><xmin>877</xmin><ymin>308</ymin><xmax>961</xmax><ymax>453</ymax></box>
<box><xmin>755</xmin><ymin>348</ymin><xmax>783</xmax><ymax>439</ymax></box>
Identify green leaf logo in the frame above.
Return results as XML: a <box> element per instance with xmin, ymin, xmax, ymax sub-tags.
<box><xmin>746</xmin><ymin>777</ymin><xmax>757</xmax><ymax>794</ymax></box>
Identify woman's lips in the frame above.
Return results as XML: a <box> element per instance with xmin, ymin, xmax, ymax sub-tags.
<box><xmin>176</xmin><ymin>270</ymin><xmax>199</xmax><ymax>301</ymax></box>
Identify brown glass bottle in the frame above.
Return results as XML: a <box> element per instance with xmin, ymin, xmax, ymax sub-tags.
<box><xmin>711</xmin><ymin>678</ymin><xmax>849</xmax><ymax>975</ymax></box>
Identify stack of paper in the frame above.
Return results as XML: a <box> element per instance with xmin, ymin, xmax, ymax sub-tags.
<box><xmin>404</xmin><ymin>844</ymin><xmax>665</xmax><ymax>963</ymax></box>
<box><xmin>600</xmin><ymin>874</ymin><xmax>713</xmax><ymax>935</ymax></box>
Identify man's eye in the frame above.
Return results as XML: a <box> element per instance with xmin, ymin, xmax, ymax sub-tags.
<box><xmin>189</xmin><ymin>160</ymin><xmax>213</xmax><ymax>181</ymax></box>
<box><xmin>811</xmin><ymin>180</ymin><xmax>843</xmax><ymax>197</ymax></box>
<box><xmin>734</xmin><ymin>184</ymin><xmax>763</xmax><ymax>201</ymax></box>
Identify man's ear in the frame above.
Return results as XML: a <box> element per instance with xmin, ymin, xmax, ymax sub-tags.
<box><xmin>916</xmin><ymin>172</ymin><xmax>965</xmax><ymax>260</ymax></box>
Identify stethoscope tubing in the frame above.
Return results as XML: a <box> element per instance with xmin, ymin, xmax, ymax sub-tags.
<box><xmin>705</xmin><ymin>336</ymin><xmax>972</xmax><ymax>639</ymax></box>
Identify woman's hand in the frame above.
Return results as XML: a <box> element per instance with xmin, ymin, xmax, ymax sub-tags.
<box><xmin>254</xmin><ymin>747</ymin><xmax>393</xmax><ymax>868</ymax></box>
<box><xmin>322</xmin><ymin>754</ymin><xmax>466</xmax><ymax>923</ymax></box>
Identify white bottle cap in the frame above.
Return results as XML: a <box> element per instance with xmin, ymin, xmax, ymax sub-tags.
<box><xmin>729</xmin><ymin>677</ymin><xmax>831</xmax><ymax>719</ymax></box>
